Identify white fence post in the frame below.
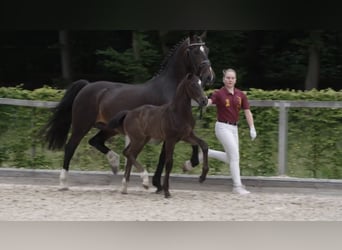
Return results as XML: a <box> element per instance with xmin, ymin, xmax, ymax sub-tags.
<box><xmin>277</xmin><ymin>101</ymin><xmax>288</xmax><ymax>176</ymax></box>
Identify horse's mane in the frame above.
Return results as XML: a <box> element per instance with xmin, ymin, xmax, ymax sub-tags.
<box><xmin>152</xmin><ymin>37</ymin><xmax>189</xmax><ymax>78</ymax></box>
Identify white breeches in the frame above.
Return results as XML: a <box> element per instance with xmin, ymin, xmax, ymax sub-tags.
<box><xmin>211</xmin><ymin>121</ymin><xmax>242</xmax><ymax>187</ymax></box>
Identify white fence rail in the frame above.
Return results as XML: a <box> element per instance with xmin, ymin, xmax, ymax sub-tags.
<box><xmin>1</xmin><ymin>97</ymin><xmax>342</xmax><ymax>176</ymax></box>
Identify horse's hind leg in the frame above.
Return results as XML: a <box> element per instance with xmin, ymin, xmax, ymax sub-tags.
<box><xmin>88</xmin><ymin>130</ymin><xmax>120</xmax><ymax>174</ymax></box>
<box><xmin>60</xmin><ymin>128</ymin><xmax>91</xmax><ymax>190</ymax></box>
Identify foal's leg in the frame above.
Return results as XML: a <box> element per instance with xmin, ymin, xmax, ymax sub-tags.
<box><xmin>152</xmin><ymin>142</ymin><xmax>166</xmax><ymax>193</ymax></box>
<box><xmin>163</xmin><ymin>141</ymin><xmax>176</xmax><ymax>198</ymax></box>
<box><xmin>190</xmin><ymin>145</ymin><xmax>200</xmax><ymax>166</ymax></box>
<box><xmin>182</xmin><ymin>145</ymin><xmax>200</xmax><ymax>172</ymax></box>
<box><xmin>125</xmin><ymin>135</ymin><xmax>149</xmax><ymax>186</ymax></box>
<box><xmin>122</xmin><ymin>140</ymin><xmax>149</xmax><ymax>193</ymax></box>
<box><xmin>184</xmin><ymin>133</ymin><xmax>209</xmax><ymax>183</ymax></box>
<box><xmin>88</xmin><ymin>130</ymin><xmax>120</xmax><ymax>174</ymax></box>
<box><xmin>121</xmin><ymin>157</ymin><xmax>133</xmax><ymax>194</ymax></box>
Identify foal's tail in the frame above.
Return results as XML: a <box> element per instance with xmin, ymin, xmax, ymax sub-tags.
<box><xmin>108</xmin><ymin>110</ymin><xmax>128</xmax><ymax>130</ymax></box>
<box><xmin>42</xmin><ymin>79</ymin><xmax>89</xmax><ymax>150</ymax></box>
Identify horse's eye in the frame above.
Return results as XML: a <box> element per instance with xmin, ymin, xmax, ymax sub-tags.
<box><xmin>198</xmin><ymin>79</ymin><xmax>202</xmax><ymax>86</ymax></box>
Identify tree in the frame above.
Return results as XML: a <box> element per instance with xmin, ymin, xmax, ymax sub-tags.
<box><xmin>59</xmin><ymin>30</ymin><xmax>72</xmax><ymax>84</ymax></box>
<box><xmin>96</xmin><ymin>31</ymin><xmax>161</xmax><ymax>83</ymax></box>
<box><xmin>305</xmin><ymin>30</ymin><xmax>322</xmax><ymax>90</ymax></box>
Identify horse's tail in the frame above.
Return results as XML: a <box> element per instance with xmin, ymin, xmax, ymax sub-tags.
<box><xmin>42</xmin><ymin>79</ymin><xmax>89</xmax><ymax>150</ymax></box>
<box><xmin>108</xmin><ymin>110</ymin><xmax>128</xmax><ymax>130</ymax></box>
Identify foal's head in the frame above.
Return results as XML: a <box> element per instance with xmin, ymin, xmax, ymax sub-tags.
<box><xmin>183</xmin><ymin>73</ymin><xmax>208</xmax><ymax>107</ymax></box>
<box><xmin>186</xmin><ymin>31</ymin><xmax>216</xmax><ymax>87</ymax></box>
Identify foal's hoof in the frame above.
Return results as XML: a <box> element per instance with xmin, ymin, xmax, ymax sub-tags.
<box><xmin>142</xmin><ymin>184</ymin><xmax>149</xmax><ymax>190</ymax></box>
<box><xmin>164</xmin><ymin>192</ymin><xmax>171</xmax><ymax>198</ymax></box>
<box><xmin>199</xmin><ymin>175</ymin><xmax>206</xmax><ymax>183</ymax></box>
<box><xmin>155</xmin><ymin>187</ymin><xmax>163</xmax><ymax>194</ymax></box>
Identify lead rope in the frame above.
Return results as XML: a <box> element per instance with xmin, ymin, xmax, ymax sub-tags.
<box><xmin>198</xmin><ymin>106</ymin><xmax>203</xmax><ymax>120</ymax></box>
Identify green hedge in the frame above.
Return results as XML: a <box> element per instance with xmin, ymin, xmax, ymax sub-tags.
<box><xmin>1</xmin><ymin>85</ymin><xmax>342</xmax><ymax>179</ymax></box>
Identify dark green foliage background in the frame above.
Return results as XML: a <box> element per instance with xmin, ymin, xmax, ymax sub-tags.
<box><xmin>1</xmin><ymin>86</ymin><xmax>342</xmax><ymax>179</ymax></box>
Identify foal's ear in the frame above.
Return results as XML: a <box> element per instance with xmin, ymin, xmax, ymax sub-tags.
<box><xmin>187</xmin><ymin>73</ymin><xmax>193</xmax><ymax>79</ymax></box>
<box><xmin>200</xmin><ymin>30</ymin><xmax>207</xmax><ymax>40</ymax></box>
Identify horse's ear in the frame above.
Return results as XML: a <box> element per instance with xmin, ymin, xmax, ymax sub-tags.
<box><xmin>200</xmin><ymin>30</ymin><xmax>207</xmax><ymax>40</ymax></box>
<box><xmin>189</xmin><ymin>31</ymin><xmax>196</xmax><ymax>43</ymax></box>
<box><xmin>187</xmin><ymin>73</ymin><xmax>193</xmax><ymax>79</ymax></box>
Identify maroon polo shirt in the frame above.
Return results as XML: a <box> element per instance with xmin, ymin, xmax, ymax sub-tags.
<box><xmin>210</xmin><ymin>87</ymin><xmax>250</xmax><ymax>124</ymax></box>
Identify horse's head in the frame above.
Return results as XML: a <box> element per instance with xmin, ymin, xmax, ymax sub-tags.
<box><xmin>184</xmin><ymin>73</ymin><xmax>208</xmax><ymax>107</ymax></box>
<box><xmin>186</xmin><ymin>31</ymin><xmax>216</xmax><ymax>88</ymax></box>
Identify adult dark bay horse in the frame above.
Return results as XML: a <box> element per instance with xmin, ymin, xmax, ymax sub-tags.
<box><xmin>107</xmin><ymin>73</ymin><xmax>209</xmax><ymax>198</ymax></box>
<box><xmin>43</xmin><ymin>32</ymin><xmax>215</xmax><ymax>190</ymax></box>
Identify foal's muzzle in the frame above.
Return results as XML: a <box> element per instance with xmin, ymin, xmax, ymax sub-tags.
<box><xmin>198</xmin><ymin>96</ymin><xmax>208</xmax><ymax>107</ymax></box>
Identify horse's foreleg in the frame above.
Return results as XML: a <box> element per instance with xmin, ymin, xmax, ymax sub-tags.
<box><xmin>152</xmin><ymin>142</ymin><xmax>166</xmax><ymax>194</ymax></box>
<box><xmin>59</xmin><ymin>169</ymin><xmax>69</xmax><ymax>191</ymax></box>
<box><xmin>106</xmin><ymin>151</ymin><xmax>120</xmax><ymax>174</ymax></box>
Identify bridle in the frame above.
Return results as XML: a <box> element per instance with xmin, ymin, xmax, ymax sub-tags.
<box><xmin>186</xmin><ymin>42</ymin><xmax>211</xmax><ymax>79</ymax></box>
<box><xmin>186</xmin><ymin>41</ymin><xmax>212</xmax><ymax>119</ymax></box>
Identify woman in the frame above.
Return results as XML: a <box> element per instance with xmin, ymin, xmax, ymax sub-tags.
<box><xmin>183</xmin><ymin>68</ymin><xmax>257</xmax><ymax>195</ymax></box>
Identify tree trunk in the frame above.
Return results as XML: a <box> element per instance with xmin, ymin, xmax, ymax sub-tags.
<box><xmin>132</xmin><ymin>31</ymin><xmax>140</xmax><ymax>82</ymax></box>
<box><xmin>305</xmin><ymin>31</ymin><xmax>321</xmax><ymax>90</ymax></box>
<box><xmin>59</xmin><ymin>30</ymin><xmax>72</xmax><ymax>84</ymax></box>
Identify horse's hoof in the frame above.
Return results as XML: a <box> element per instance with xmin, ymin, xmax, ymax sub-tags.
<box><xmin>155</xmin><ymin>188</ymin><xmax>163</xmax><ymax>194</ymax></box>
<box><xmin>58</xmin><ymin>186</ymin><xmax>69</xmax><ymax>191</ymax></box>
<box><xmin>182</xmin><ymin>160</ymin><xmax>193</xmax><ymax>172</ymax></box>
<box><xmin>164</xmin><ymin>194</ymin><xmax>171</xmax><ymax>198</ymax></box>
<box><xmin>142</xmin><ymin>184</ymin><xmax>149</xmax><ymax>190</ymax></box>
<box><xmin>107</xmin><ymin>151</ymin><xmax>120</xmax><ymax>174</ymax></box>
<box><xmin>111</xmin><ymin>166</ymin><xmax>118</xmax><ymax>175</ymax></box>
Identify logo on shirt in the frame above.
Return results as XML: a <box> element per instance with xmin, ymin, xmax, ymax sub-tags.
<box><xmin>225</xmin><ymin>99</ymin><xmax>230</xmax><ymax>107</ymax></box>
<box><xmin>237</xmin><ymin>96</ymin><xmax>242</xmax><ymax>109</ymax></box>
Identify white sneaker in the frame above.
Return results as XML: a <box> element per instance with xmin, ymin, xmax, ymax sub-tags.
<box><xmin>182</xmin><ymin>160</ymin><xmax>193</xmax><ymax>172</ymax></box>
<box><xmin>232</xmin><ymin>186</ymin><xmax>251</xmax><ymax>195</ymax></box>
